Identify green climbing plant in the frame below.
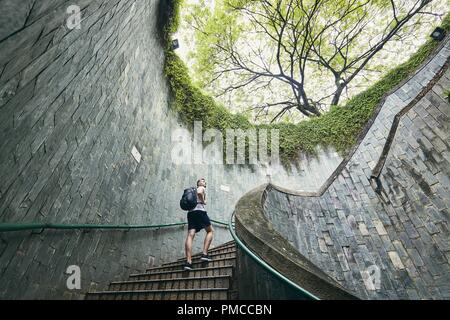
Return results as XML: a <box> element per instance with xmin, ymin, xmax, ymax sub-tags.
<box><xmin>160</xmin><ymin>0</ymin><xmax>450</xmax><ymax>166</ymax></box>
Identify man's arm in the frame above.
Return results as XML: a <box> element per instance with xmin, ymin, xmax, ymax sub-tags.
<box><xmin>197</xmin><ymin>186</ymin><xmax>206</xmax><ymax>204</ymax></box>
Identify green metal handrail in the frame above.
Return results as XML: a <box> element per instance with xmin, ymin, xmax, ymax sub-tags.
<box><xmin>1</xmin><ymin>209</ymin><xmax>317</xmax><ymax>299</ymax></box>
<box><xmin>228</xmin><ymin>211</ymin><xmax>320</xmax><ymax>300</ymax></box>
<box><xmin>210</xmin><ymin>219</ymin><xmax>229</xmax><ymax>227</ymax></box>
<box><xmin>0</xmin><ymin>219</ymin><xmax>229</xmax><ymax>233</ymax></box>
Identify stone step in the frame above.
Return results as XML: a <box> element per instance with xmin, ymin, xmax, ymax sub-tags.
<box><xmin>108</xmin><ymin>275</ymin><xmax>231</xmax><ymax>291</ymax></box>
<box><xmin>167</xmin><ymin>250</ymin><xmax>236</xmax><ymax>265</ymax></box>
<box><xmin>85</xmin><ymin>288</ymin><xmax>229</xmax><ymax>300</ymax></box>
<box><xmin>129</xmin><ymin>265</ymin><xmax>234</xmax><ymax>281</ymax></box>
<box><xmin>196</xmin><ymin>242</ymin><xmax>236</xmax><ymax>254</ymax></box>
<box><xmin>146</xmin><ymin>257</ymin><xmax>236</xmax><ymax>273</ymax></box>
<box><xmin>165</xmin><ymin>243</ymin><xmax>235</xmax><ymax>264</ymax></box>
<box><xmin>85</xmin><ymin>241</ymin><xmax>237</xmax><ymax>300</ymax></box>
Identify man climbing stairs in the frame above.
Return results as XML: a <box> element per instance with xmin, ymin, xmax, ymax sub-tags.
<box><xmin>85</xmin><ymin>241</ymin><xmax>237</xmax><ymax>300</ymax></box>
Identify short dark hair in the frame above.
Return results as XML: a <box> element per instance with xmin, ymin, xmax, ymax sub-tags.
<box><xmin>197</xmin><ymin>178</ymin><xmax>205</xmax><ymax>186</ymax></box>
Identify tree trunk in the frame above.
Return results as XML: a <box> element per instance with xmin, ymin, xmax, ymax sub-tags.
<box><xmin>331</xmin><ymin>83</ymin><xmax>345</xmax><ymax>106</ymax></box>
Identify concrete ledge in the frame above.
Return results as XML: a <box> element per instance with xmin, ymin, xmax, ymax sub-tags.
<box><xmin>234</xmin><ymin>183</ymin><xmax>358</xmax><ymax>300</ymax></box>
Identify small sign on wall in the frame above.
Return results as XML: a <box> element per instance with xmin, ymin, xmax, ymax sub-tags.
<box><xmin>220</xmin><ymin>185</ymin><xmax>230</xmax><ymax>192</ymax></box>
<box><xmin>132</xmin><ymin>146</ymin><xmax>141</xmax><ymax>163</ymax></box>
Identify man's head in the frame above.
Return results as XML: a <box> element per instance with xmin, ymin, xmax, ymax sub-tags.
<box><xmin>197</xmin><ymin>178</ymin><xmax>206</xmax><ymax>187</ymax></box>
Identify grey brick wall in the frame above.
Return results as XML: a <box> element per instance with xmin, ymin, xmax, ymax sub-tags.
<box><xmin>263</xmin><ymin>44</ymin><xmax>450</xmax><ymax>299</ymax></box>
<box><xmin>0</xmin><ymin>0</ymin><xmax>181</xmax><ymax>299</ymax></box>
<box><xmin>0</xmin><ymin>0</ymin><xmax>340</xmax><ymax>299</ymax></box>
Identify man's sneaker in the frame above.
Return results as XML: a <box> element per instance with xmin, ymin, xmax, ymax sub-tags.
<box><xmin>200</xmin><ymin>254</ymin><xmax>212</xmax><ymax>262</ymax></box>
<box><xmin>183</xmin><ymin>262</ymin><xmax>193</xmax><ymax>271</ymax></box>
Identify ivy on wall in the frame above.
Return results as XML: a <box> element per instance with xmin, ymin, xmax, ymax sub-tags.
<box><xmin>158</xmin><ymin>0</ymin><xmax>450</xmax><ymax>166</ymax></box>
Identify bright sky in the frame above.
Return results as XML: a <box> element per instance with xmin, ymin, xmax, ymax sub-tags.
<box><xmin>175</xmin><ymin>0</ymin><xmax>450</xmax><ymax>123</ymax></box>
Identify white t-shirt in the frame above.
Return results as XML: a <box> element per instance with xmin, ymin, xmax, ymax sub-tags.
<box><xmin>188</xmin><ymin>187</ymin><xmax>206</xmax><ymax>212</ymax></box>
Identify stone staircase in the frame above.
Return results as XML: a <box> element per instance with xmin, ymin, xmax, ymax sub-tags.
<box><xmin>85</xmin><ymin>241</ymin><xmax>237</xmax><ymax>300</ymax></box>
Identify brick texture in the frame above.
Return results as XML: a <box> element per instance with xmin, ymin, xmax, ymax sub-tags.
<box><xmin>264</xmin><ymin>46</ymin><xmax>450</xmax><ymax>299</ymax></box>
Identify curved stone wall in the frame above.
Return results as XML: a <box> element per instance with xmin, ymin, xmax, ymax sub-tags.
<box><xmin>234</xmin><ymin>184</ymin><xmax>358</xmax><ymax>300</ymax></box>
<box><xmin>262</xmin><ymin>41</ymin><xmax>450</xmax><ymax>299</ymax></box>
<box><xmin>0</xmin><ymin>0</ymin><xmax>340</xmax><ymax>299</ymax></box>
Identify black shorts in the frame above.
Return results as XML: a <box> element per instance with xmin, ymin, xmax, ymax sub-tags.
<box><xmin>187</xmin><ymin>210</ymin><xmax>211</xmax><ymax>233</ymax></box>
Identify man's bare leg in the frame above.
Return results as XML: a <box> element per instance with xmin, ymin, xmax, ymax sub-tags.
<box><xmin>202</xmin><ymin>225</ymin><xmax>214</xmax><ymax>255</ymax></box>
<box><xmin>185</xmin><ymin>229</ymin><xmax>196</xmax><ymax>263</ymax></box>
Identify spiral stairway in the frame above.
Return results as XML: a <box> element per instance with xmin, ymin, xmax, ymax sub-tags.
<box><xmin>85</xmin><ymin>241</ymin><xmax>237</xmax><ymax>300</ymax></box>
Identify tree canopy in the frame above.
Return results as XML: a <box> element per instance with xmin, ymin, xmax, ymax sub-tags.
<box><xmin>180</xmin><ymin>0</ymin><xmax>447</xmax><ymax>123</ymax></box>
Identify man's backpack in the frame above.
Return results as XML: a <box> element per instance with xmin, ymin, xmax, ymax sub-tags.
<box><xmin>180</xmin><ymin>186</ymin><xmax>198</xmax><ymax>211</ymax></box>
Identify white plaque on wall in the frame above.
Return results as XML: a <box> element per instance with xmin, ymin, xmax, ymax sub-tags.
<box><xmin>132</xmin><ymin>146</ymin><xmax>141</xmax><ymax>163</ymax></box>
